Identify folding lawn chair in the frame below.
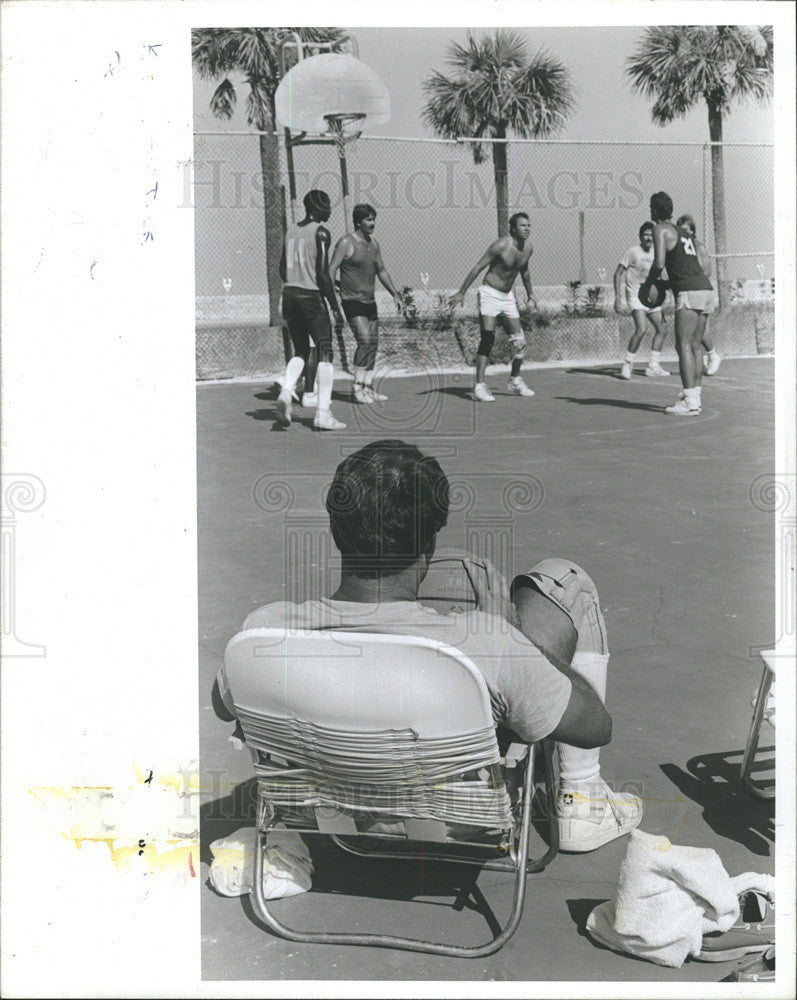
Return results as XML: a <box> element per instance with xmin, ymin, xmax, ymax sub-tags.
<box><xmin>740</xmin><ymin>648</ymin><xmax>776</xmax><ymax>800</ymax></box>
<box><xmin>223</xmin><ymin>627</ymin><xmax>558</xmax><ymax>957</ymax></box>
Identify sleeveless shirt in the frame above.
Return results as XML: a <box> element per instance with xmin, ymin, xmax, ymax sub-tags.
<box><xmin>665</xmin><ymin>226</ymin><xmax>713</xmax><ymax>293</ymax></box>
<box><xmin>339</xmin><ymin>235</ymin><xmax>379</xmax><ymax>302</ymax></box>
<box><xmin>284</xmin><ymin>220</ymin><xmax>321</xmax><ymax>291</ymax></box>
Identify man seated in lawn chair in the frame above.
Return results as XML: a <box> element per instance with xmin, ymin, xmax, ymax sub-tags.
<box><xmin>217</xmin><ymin>439</ymin><xmax>643</xmax><ymax>853</ymax></box>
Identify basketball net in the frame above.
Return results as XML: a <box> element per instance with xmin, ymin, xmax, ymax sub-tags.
<box><xmin>324</xmin><ymin>112</ymin><xmax>365</xmax><ymax>159</ymax></box>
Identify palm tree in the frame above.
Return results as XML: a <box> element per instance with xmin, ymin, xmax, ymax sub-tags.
<box><xmin>192</xmin><ymin>28</ymin><xmax>346</xmax><ymax>324</ymax></box>
<box><xmin>423</xmin><ymin>30</ymin><xmax>574</xmax><ymax>237</ymax></box>
<box><xmin>627</xmin><ymin>26</ymin><xmax>773</xmax><ymax>308</ymax></box>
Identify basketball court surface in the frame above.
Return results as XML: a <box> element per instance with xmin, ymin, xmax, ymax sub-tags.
<box><xmin>197</xmin><ymin>356</ymin><xmax>776</xmax><ymax>983</ymax></box>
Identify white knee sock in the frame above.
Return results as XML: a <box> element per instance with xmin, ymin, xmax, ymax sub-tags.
<box><xmin>316</xmin><ymin>361</ymin><xmax>334</xmax><ymax>412</ymax></box>
<box><xmin>557</xmin><ymin>652</ymin><xmax>609</xmax><ymax>789</ymax></box>
<box><xmin>282</xmin><ymin>356</ymin><xmax>305</xmax><ymax>396</ymax></box>
<box><xmin>353</xmin><ymin>365</ymin><xmax>366</xmax><ymax>387</ymax></box>
<box><xmin>363</xmin><ymin>369</ymin><xmax>375</xmax><ymax>387</ymax></box>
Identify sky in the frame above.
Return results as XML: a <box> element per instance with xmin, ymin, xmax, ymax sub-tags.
<box><xmin>193</xmin><ymin>25</ymin><xmax>775</xmax><ymax>295</ymax></box>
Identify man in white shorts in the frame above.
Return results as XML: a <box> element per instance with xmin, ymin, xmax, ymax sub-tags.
<box><xmin>449</xmin><ymin>213</ymin><xmax>537</xmax><ymax>401</ymax></box>
<box><xmin>613</xmin><ymin>222</ymin><xmax>670</xmax><ymax>379</ymax></box>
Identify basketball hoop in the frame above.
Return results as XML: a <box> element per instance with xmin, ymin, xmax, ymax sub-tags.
<box><xmin>275</xmin><ymin>50</ymin><xmax>390</xmax><ymax>226</ymax></box>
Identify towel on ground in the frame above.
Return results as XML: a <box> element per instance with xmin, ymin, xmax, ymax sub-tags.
<box><xmin>586</xmin><ymin>829</ymin><xmax>775</xmax><ymax>968</ymax></box>
<box><xmin>209</xmin><ymin>827</ymin><xmax>313</xmax><ymax>899</ymax></box>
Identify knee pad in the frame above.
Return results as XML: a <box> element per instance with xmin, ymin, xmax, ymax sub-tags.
<box><xmin>509</xmin><ymin>332</ymin><xmax>526</xmax><ymax>353</ymax></box>
<box><xmin>511</xmin><ymin>558</ymin><xmax>607</xmax><ymax>654</ymax></box>
<box><xmin>476</xmin><ymin>331</ymin><xmax>495</xmax><ymax>357</ymax></box>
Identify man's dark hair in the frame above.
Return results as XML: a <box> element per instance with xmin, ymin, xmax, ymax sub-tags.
<box><xmin>509</xmin><ymin>211</ymin><xmax>530</xmax><ymax>234</ymax></box>
<box><xmin>639</xmin><ymin>222</ymin><xmax>654</xmax><ymax>241</ymax></box>
<box><xmin>326</xmin><ymin>439</ymin><xmax>449</xmax><ymax>577</ymax></box>
<box><xmin>304</xmin><ymin>189</ymin><xmax>331</xmax><ymax>215</ymax></box>
<box><xmin>353</xmin><ymin>203</ymin><xmax>377</xmax><ymax>228</ymax></box>
<box><xmin>649</xmin><ymin>191</ymin><xmax>673</xmax><ymax>222</ymax></box>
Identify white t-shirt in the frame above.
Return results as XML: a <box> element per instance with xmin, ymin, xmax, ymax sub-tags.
<box><xmin>218</xmin><ymin>598</ymin><xmax>572</xmax><ymax>744</ymax></box>
<box><xmin>620</xmin><ymin>244</ymin><xmax>654</xmax><ymax>293</ymax></box>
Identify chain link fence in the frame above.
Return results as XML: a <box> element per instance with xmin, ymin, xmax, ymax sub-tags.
<box><xmin>193</xmin><ymin>133</ymin><xmax>774</xmax><ymax>380</ymax></box>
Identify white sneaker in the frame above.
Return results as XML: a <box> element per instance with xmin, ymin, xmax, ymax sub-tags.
<box><xmin>557</xmin><ymin>782</ymin><xmax>644</xmax><ymax>852</ymax></box>
<box><xmin>301</xmin><ymin>391</ymin><xmax>317</xmax><ymax>408</ymax></box>
<box><xmin>275</xmin><ymin>393</ymin><xmax>292</xmax><ymax>427</ymax></box>
<box><xmin>352</xmin><ymin>384</ymin><xmax>372</xmax><ymax>404</ymax></box>
<box><xmin>665</xmin><ymin>397</ymin><xmax>701</xmax><ymax>415</ymax></box>
<box><xmin>704</xmin><ymin>351</ymin><xmax>722</xmax><ymax>376</ymax></box>
<box><xmin>473</xmin><ymin>382</ymin><xmax>495</xmax><ymax>402</ymax></box>
<box><xmin>644</xmin><ymin>362</ymin><xmax>671</xmax><ymax>377</ymax></box>
<box><xmin>313</xmin><ymin>409</ymin><xmax>346</xmax><ymax>431</ymax></box>
<box><xmin>364</xmin><ymin>386</ymin><xmax>388</xmax><ymax>402</ymax></box>
<box><xmin>619</xmin><ymin>361</ymin><xmax>632</xmax><ymax>380</ymax></box>
<box><xmin>508</xmin><ymin>376</ymin><xmax>535</xmax><ymax>396</ymax></box>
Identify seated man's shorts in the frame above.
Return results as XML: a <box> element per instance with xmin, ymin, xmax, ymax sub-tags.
<box><xmin>342</xmin><ymin>298</ymin><xmax>378</xmax><ymax>323</ymax></box>
<box><xmin>627</xmin><ymin>289</ymin><xmax>663</xmax><ymax>315</ymax></box>
<box><xmin>478</xmin><ymin>284</ymin><xmax>520</xmax><ymax>320</ymax></box>
<box><xmin>675</xmin><ymin>289</ymin><xmax>715</xmax><ymax>314</ymax></box>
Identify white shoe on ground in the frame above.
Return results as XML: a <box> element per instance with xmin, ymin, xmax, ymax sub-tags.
<box><xmin>557</xmin><ymin>782</ymin><xmax>644</xmax><ymax>852</ymax></box>
<box><xmin>704</xmin><ymin>351</ymin><xmax>722</xmax><ymax>376</ymax></box>
<box><xmin>508</xmin><ymin>376</ymin><xmax>535</xmax><ymax>396</ymax></box>
<box><xmin>365</xmin><ymin>386</ymin><xmax>388</xmax><ymax>402</ymax></box>
<box><xmin>275</xmin><ymin>393</ymin><xmax>292</xmax><ymax>427</ymax></box>
<box><xmin>644</xmin><ymin>362</ymin><xmax>671</xmax><ymax>377</ymax></box>
<box><xmin>473</xmin><ymin>382</ymin><xmax>495</xmax><ymax>401</ymax></box>
<box><xmin>619</xmin><ymin>361</ymin><xmax>632</xmax><ymax>380</ymax></box>
<box><xmin>353</xmin><ymin>384</ymin><xmax>372</xmax><ymax>404</ymax></box>
<box><xmin>313</xmin><ymin>409</ymin><xmax>346</xmax><ymax>431</ymax></box>
<box><xmin>665</xmin><ymin>397</ymin><xmax>701</xmax><ymax>415</ymax></box>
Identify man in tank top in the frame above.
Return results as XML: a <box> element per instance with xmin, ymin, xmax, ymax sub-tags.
<box><xmin>276</xmin><ymin>190</ymin><xmax>346</xmax><ymax>431</ymax></box>
<box><xmin>329</xmin><ymin>203</ymin><xmax>401</xmax><ymax>404</ymax></box>
<box><xmin>640</xmin><ymin>191</ymin><xmax>714</xmax><ymax>416</ymax></box>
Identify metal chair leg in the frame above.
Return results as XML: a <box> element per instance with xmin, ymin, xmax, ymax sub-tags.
<box><xmin>250</xmin><ymin>753</ymin><xmax>537</xmax><ymax>957</ymax></box>
<box><xmin>740</xmin><ymin>660</ymin><xmax>775</xmax><ymax>800</ymax></box>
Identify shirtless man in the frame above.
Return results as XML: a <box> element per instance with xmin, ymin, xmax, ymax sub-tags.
<box><xmin>329</xmin><ymin>203</ymin><xmax>401</xmax><ymax>404</ymax></box>
<box><xmin>449</xmin><ymin>213</ymin><xmax>537</xmax><ymax>401</ymax></box>
<box><xmin>676</xmin><ymin>214</ymin><xmax>721</xmax><ymax>377</ymax></box>
<box><xmin>640</xmin><ymin>192</ymin><xmax>714</xmax><ymax>416</ymax></box>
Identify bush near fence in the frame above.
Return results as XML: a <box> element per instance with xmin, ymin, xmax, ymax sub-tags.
<box><xmin>196</xmin><ymin>289</ymin><xmax>774</xmax><ymax>380</ymax></box>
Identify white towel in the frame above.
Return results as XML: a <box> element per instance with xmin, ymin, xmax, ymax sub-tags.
<box><xmin>586</xmin><ymin>829</ymin><xmax>775</xmax><ymax>968</ymax></box>
<box><xmin>209</xmin><ymin>827</ymin><xmax>313</xmax><ymax>899</ymax></box>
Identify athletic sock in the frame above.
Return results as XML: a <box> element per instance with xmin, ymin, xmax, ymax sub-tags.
<box><xmin>684</xmin><ymin>387</ymin><xmax>700</xmax><ymax>406</ymax></box>
<box><xmin>282</xmin><ymin>356</ymin><xmax>305</xmax><ymax>396</ymax></box>
<box><xmin>316</xmin><ymin>361</ymin><xmax>334</xmax><ymax>412</ymax></box>
<box><xmin>363</xmin><ymin>369</ymin><xmax>375</xmax><ymax>387</ymax></box>
<box><xmin>353</xmin><ymin>365</ymin><xmax>366</xmax><ymax>386</ymax></box>
<box><xmin>510</xmin><ymin>358</ymin><xmax>522</xmax><ymax>378</ymax></box>
<box><xmin>624</xmin><ymin>351</ymin><xmax>636</xmax><ymax>363</ymax></box>
<box><xmin>650</xmin><ymin>350</ymin><xmax>662</xmax><ymax>364</ymax></box>
<box><xmin>557</xmin><ymin>652</ymin><xmax>609</xmax><ymax>789</ymax></box>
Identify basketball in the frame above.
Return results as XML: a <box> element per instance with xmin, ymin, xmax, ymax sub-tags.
<box><xmin>639</xmin><ymin>279</ymin><xmax>667</xmax><ymax>309</ymax></box>
<box><xmin>418</xmin><ymin>548</ymin><xmax>491</xmax><ymax>615</ymax></box>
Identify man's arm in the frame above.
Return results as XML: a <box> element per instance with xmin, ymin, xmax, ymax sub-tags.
<box><xmin>695</xmin><ymin>238</ymin><xmax>712</xmax><ymax>277</ymax></box>
<box><xmin>639</xmin><ymin>224</ymin><xmax>668</xmax><ymax>302</ymax></box>
<box><xmin>519</xmin><ymin>256</ymin><xmax>537</xmax><ymax>309</ymax></box>
<box><xmin>449</xmin><ymin>238</ymin><xmax>504</xmax><ymax>308</ymax></box>
<box><xmin>316</xmin><ymin>227</ymin><xmax>343</xmax><ymax>325</ymax></box>
<box><xmin>375</xmin><ymin>241</ymin><xmax>401</xmax><ymax>308</ymax></box>
<box><xmin>328</xmin><ymin>234</ymin><xmax>352</xmax><ymax>284</ymax></box>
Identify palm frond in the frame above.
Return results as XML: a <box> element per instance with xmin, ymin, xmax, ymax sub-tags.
<box><xmin>210</xmin><ymin>78</ymin><xmax>237</xmax><ymax>120</ymax></box>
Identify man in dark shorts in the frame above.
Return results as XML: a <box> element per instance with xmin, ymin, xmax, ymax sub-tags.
<box><xmin>449</xmin><ymin>212</ymin><xmax>537</xmax><ymax>402</ymax></box>
<box><xmin>640</xmin><ymin>192</ymin><xmax>715</xmax><ymax>416</ymax></box>
<box><xmin>329</xmin><ymin>203</ymin><xmax>401</xmax><ymax>404</ymax></box>
<box><xmin>276</xmin><ymin>189</ymin><xmax>346</xmax><ymax>431</ymax></box>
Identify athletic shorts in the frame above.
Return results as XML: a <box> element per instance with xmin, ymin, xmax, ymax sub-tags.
<box><xmin>478</xmin><ymin>284</ymin><xmax>519</xmax><ymax>320</ymax></box>
<box><xmin>627</xmin><ymin>290</ymin><xmax>662</xmax><ymax>314</ymax></box>
<box><xmin>342</xmin><ymin>298</ymin><xmax>378</xmax><ymax>322</ymax></box>
<box><xmin>675</xmin><ymin>289</ymin><xmax>716</xmax><ymax>314</ymax></box>
<box><xmin>281</xmin><ymin>286</ymin><xmax>332</xmax><ymax>350</ymax></box>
